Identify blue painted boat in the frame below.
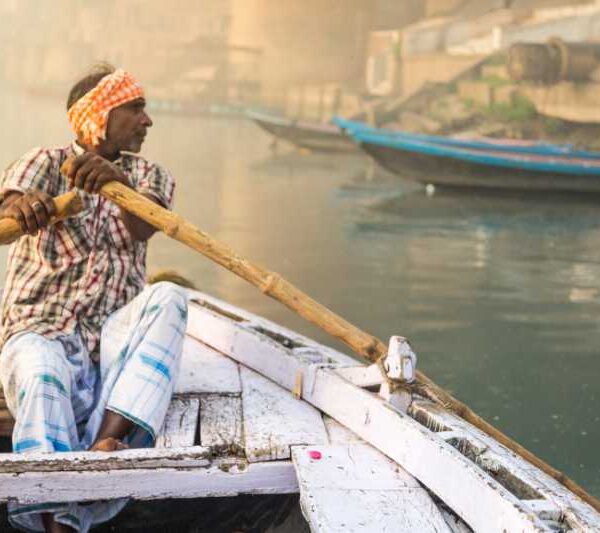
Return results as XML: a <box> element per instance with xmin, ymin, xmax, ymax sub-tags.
<box><xmin>333</xmin><ymin>117</ymin><xmax>600</xmax><ymax>160</ymax></box>
<box><xmin>349</xmin><ymin>129</ymin><xmax>600</xmax><ymax>193</ymax></box>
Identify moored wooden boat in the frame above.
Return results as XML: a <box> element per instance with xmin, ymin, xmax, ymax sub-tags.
<box><xmin>334</xmin><ymin>117</ymin><xmax>600</xmax><ymax>159</ymax></box>
<box><xmin>350</xmin><ymin>130</ymin><xmax>600</xmax><ymax>194</ymax></box>
<box><xmin>1</xmin><ymin>289</ymin><xmax>599</xmax><ymax>532</ymax></box>
<box><xmin>246</xmin><ymin>110</ymin><xmax>355</xmax><ymax>152</ymax></box>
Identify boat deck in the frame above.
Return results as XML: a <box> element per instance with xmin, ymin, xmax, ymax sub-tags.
<box><xmin>0</xmin><ymin>292</ymin><xmax>599</xmax><ymax>532</ymax></box>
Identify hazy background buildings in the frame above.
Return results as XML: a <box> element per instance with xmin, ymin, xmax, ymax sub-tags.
<box><xmin>0</xmin><ymin>0</ymin><xmax>592</xmax><ymax>107</ymax></box>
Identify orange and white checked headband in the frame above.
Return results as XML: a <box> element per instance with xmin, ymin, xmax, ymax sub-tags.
<box><xmin>67</xmin><ymin>69</ymin><xmax>144</xmax><ymax>146</ymax></box>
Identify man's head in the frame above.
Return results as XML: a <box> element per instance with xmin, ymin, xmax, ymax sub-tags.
<box><xmin>67</xmin><ymin>64</ymin><xmax>152</xmax><ymax>157</ymax></box>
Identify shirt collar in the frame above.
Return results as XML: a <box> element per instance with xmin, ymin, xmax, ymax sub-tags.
<box><xmin>71</xmin><ymin>140</ymin><xmax>85</xmax><ymax>156</ymax></box>
<box><xmin>69</xmin><ymin>141</ymin><xmax>124</xmax><ymax>164</ymax></box>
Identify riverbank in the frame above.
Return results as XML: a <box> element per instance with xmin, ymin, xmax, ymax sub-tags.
<box><xmin>384</xmin><ymin>57</ymin><xmax>600</xmax><ymax>150</ymax></box>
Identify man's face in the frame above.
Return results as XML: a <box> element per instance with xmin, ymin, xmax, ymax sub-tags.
<box><xmin>104</xmin><ymin>97</ymin><xmax>152</xmax><ymax>153</ymax></box>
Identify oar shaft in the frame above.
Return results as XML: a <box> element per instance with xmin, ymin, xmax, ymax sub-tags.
<box><xmin>101</xmin><ymin>181</ymin><xmax>385</xmax><ymax>360</ymax></box>
<box><xmin>0</xmin><ymin>190</ymin><xmax>83</xmax><ymax>245</ymax></box>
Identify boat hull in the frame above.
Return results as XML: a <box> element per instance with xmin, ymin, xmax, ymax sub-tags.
<box><xmin>248</xmin><ymin>112</ymin><xmax>355</xmax><ymax>152</ymax></box>
<box><xmin>1</xmin><ymin>494</ymin><xmax>300</xmax><ymax>533</ymax></box>
<box><xmin>360</xmin><ymin>141</ymin><xmax>600</xmax><ymax>194</ymax></box>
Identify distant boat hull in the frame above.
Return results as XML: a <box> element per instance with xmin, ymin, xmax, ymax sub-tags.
<box><xmin>334</xmin><ymin>117</ymin><xmax>600</xmax><ymax>160</ymax></box>
<box><xmin>356</xmin><ymin>132</ymin><xmax>600</xmax><ymax>194</ymax></box>
<box><xmin>247</xmin><ymin>111</ymin><xmax>355</xmax><ymax>152</ymax></box>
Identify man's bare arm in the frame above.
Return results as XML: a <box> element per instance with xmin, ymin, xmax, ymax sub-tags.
<box><xmin>118</xmin><ymin>195</ymin><xmax>158</xmax><ymax>241</ymax></box>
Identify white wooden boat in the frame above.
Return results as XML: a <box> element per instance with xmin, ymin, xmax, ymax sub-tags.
<box><xmin>1</xmin><ymin>289</ymin><xmax>599</xmax><ymax>532</ymax></box>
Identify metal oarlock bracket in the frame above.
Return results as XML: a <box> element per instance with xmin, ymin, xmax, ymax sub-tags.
<box><xmin>379</xmin><ymin>336</ymin><xmax>418</xmax><ymax>413</ymax></box>
<box><xmin>383</xmin><ymin>335</ymin><xmax>417</xmax><ymax>383</ymax></box>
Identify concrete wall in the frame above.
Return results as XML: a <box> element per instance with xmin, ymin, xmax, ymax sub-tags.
<box><xmin>523</xmin><ymin>81</ymin><xmax>600</xmax><ymax>123</ymax></box>
<box><xmin>374</xmin><ymin>0</ymin><xmax>423</xmax><ymax>30</ymax></box>
<box><xmin>501</xmin><ymin>9</ymin><xmax>600</xmax><ymax>47</ymax></box>
<box><xmin>443</xmin><ymin>1</ymin><xmax>600</xmax><ymax>56</ymax></box>
<box><xmin>424</xmin><ymin>0</ymin><xmax>464</xmax><ymax>17</ymax></box>
<box><xmin>402</xmin><ymin>9</ymin><xmax>515</xmax><ymax>57</ymax></box>
<box><xmin>402</xmin><ymin>53</ymin><xmax>485</xmax><ymax>96</ymax></box>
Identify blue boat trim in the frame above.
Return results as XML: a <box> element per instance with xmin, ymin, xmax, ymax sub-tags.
<box><xmin>333</xmin><ymin>117</ymin><xmax>600</xmax><ymax>160</ymax></box>
<box><xmin>351</xmin><ymin>130</ymin><xmax>600</xmax><ymax>177</ymax></box>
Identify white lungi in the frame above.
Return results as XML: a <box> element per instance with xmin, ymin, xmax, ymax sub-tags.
<box><xmin>0</xmin><ymin>281</ymin><xmax>188</xmax><ymax>532</ymax></box>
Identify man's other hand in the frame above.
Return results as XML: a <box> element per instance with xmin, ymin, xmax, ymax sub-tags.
<box><xmin>66</xmin><ymin>153</ymin><xmax>131</xmax><ymax>194</ymax></box>
<box><xmin>1</xmin><ymin>190</ymin><xmax>57</xmax><ymax>235</ymax></box>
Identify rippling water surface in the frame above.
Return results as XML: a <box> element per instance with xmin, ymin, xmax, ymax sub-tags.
<box><xmin>0</xmin><ymin>86</ymin><xmax>598</xmax><ymax>526</ymax></box>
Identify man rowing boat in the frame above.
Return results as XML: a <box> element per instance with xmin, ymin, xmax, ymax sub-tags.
<box><xmin>0</xmin><ymin>65</ymin><xmax>187</xmax><ymax>532</ymax></box>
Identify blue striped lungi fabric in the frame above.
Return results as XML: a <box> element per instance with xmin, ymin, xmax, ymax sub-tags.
<box><xmin>0</xmin><ymin>281</ymin><xmax>188</xmax><ymax>532</ymax></box>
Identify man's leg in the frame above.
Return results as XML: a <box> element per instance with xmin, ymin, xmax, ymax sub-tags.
<box><xmin>24</xmin><ymin>283</ymin><xmax>189</xmax><ymax>532</ymax></box>
<box><xmin>0</xmin><ymin>332</ymin><xmax>91</xmax><ymax>532</ymax></box>
<box><xmin>89</xmin><ymin>411</ymin><xmax>133</xmax><ymax>451</ymax></box>
<box><xmin>83</xmin><ymin>281</ymin><xmax>188</xmax><ymax>451</ymax></box>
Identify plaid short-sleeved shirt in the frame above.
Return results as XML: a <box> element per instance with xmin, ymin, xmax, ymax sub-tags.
<box><xmin>0</xmin><ymin>142</ymin><xmax>175</xmax><ymax>355</ymax></box>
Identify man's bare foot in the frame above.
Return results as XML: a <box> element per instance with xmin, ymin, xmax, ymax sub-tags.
<box><xmin>90</xmin><ymin>437</ymin><xmax>129</xmax><ymax>452</ymax></box>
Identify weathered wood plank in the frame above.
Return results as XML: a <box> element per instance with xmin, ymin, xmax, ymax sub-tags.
<box><xmin>323</xmin><ymin>416</ymin><xmax>364</xmax><ymax>444</ymax></box>
<box><xmin>187</xmin><ymin>303</ymin><xmax>321</xmax><ymax>395</ymax></box>
<box><xmin>240</xmin><ymin>367</ymin><xmax>328</xmax><ymax>462</ymax></box>
<box><xmin>410</xmin><ymin>400</ymin><xmax>600</xmax><ymax>532</ymax></box>
<box><xmin>0</xmin><ymin>459</ymin><xmax>298</xmax><ymax>503</ymax></box>
<box><xmin>324</xmin><ymin>417</ymin><xmax>473</xmax><ymax>532</ymax></box>
<box><xmin>199</xmin><ymin>394</ymin><xmax>243</xmax><ymax>454</ymax></box>
<box><xmin>293</xmin><ymin>443</ymin><xmax>421</xmax><ymax>491</ymax></box>
<box><xmin>335</xmin><ymin>364</ymin><xmax>384</xmax><ymax>387</ymax></box>
<box><xmin>176</xmin><ymin>335</ymin><xmax>241</xmax><ymax>395</ymax></box>
<box><xmin>189</xmin><ymin>296</ymin><xmax>357</xmax><ymax>366</ymax></box>
<box><xmin>156</xmin><ymin>397</ymin><xmax>200</xmax><ymax>449</ymax></box>
<box><xmin>292</xmin><ymin>444</ymin><xmax>451</xmax><ymax>532</ymax></box>
<box><xmin>439</xmin><ymin>508</ymin><xmax>473</xmax><ymax>533</ymax></box>
<box><xmin>0</xmin><ymin>446</ymin><xmax>211</xmax><ymax>473</ymax></box>
<box><xmin>185</xmin><ymin>305</ymin><xmax>555</xmax><ymax>532</ymax></box>
<box><xmin>306</xmin><ymin>369</ymin><xmax>552</xmax><ymax>532</ymax></box>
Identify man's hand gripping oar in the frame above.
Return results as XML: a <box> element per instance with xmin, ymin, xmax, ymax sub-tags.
<box><xmin>0</xmin><ymin>190</ymin><xmax>83</xmax><ymax>245</ymax></box>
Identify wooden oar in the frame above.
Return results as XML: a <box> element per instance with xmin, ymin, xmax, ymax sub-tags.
<box><xmin>0</xmin><ymin>190</ymin><xmax>83</xmax><ymax>245</ymax></box>
<box><xmin>4</xmin><ymin>164</ymin><xmax>600</xmax><ymax>513</ymax></box>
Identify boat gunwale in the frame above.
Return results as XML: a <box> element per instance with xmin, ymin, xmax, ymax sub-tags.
<box><xmin>353</xmin><ymin>130</ymin><xmax>600</xmax><ymax>175</ymax></box>
<box><xmin>334</xmin><ymin>117</ymin><xmax>600</xmax><ymax>160</ymax></box>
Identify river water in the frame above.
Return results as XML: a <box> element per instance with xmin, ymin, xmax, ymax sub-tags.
<box><xmin>0</xmin><ymin>87</ymin><xmax>598</xmax><ymax>523</ymax></box>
